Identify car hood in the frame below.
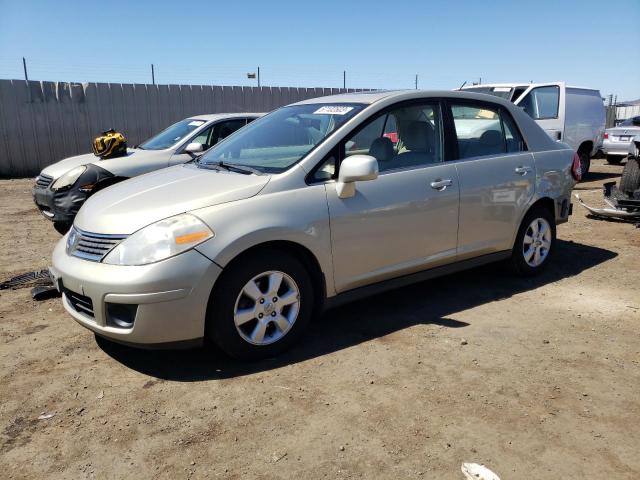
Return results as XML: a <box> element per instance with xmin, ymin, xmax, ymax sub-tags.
<box><xmin>74</xmin><ymin>164</ymin><xmax>271</xmax><ymax>234</ymax></box>
<box><xmin>39</xmin><ymin>149</ymin><xmax>168</xmax><ymax>179</ymax></box>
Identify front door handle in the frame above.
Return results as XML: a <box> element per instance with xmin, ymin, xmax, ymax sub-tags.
<box><xmin>514</xmin><ymin>166</ymin><xmax>532</xmax><ymax>175</ymax></box>
<box><xmin>430</xmin><ymin>179</ymin><xmax>453</xmax><ymax>190</ymax></box>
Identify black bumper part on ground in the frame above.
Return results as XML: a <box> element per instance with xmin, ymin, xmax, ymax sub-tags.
<box><xmin>32</xmin><ymin>164</ymin><xmax>115</xmax><ymax>224</ymax></box>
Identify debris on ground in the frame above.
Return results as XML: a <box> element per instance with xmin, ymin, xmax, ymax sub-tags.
<box><xmin>1</xmin><ymin>269</ymin><xmax>52</xmax><ymax>290</ymax></box>
<box><xmin>37</xmin><ymin>412</ymin><xmax>55</xmax><ymax>420</ymax></box>
<box><xmin>461</xmin><ymin>462</ymin><xmax>500</xmax><ymax>480</ymax></box>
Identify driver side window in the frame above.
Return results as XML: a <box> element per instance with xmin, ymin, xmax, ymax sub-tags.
<box><xmin>343</xmin><ymin>102</ymin><xmax>443</xmax><ymax>173</ymax></box>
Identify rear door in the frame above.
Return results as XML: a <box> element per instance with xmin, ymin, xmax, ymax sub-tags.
<box><xmin>515</xmin><ymin>82</ymin><xmax>565</xmax><ymax>142</ymax></box>
<box><xmin>448</xmin><ymin>100</ymin><xmax>535</xmax><ymax>258</ymax></box>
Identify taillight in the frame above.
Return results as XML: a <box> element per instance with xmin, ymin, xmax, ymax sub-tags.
<box><xmin>571</xmin><ymin>152</ymin><xmax>582</xmax><ymax>181</ymax></box>
<box><xmin>603</xmin><ymin>132</ymin><xmax>609</xmax><ymax>139</ymax></box>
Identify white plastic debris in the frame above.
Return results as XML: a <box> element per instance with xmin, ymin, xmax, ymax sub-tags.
<box><xmin>461</xmin><ymin>463</ymin><xmax>500</xmax><ymax>480</ymax></box>
<box><xmin>37</xmin><ymin>412</ymin><xmax>55</xmax><ymax>420</ymax></box>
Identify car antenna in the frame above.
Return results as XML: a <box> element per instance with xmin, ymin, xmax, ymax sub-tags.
<box><xmin>458</xmin><ymin>81</ymin><xmax>467</xmax><ymax>90</ymax></box>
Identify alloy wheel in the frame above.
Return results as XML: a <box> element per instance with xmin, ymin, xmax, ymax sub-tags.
<box><xmin>522</xmin><ymin>217</ymin><xmax>552</xmax><ymax>267</ymax></box>
<box><xmin>233</xmin><ymin>270</ymin><xmax>301</xmax><ymax>345</ymax></box>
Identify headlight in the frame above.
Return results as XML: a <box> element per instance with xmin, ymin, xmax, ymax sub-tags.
<box><xmin>51</xmin><ymin>166</ymin><xmax>87</xmax><ymax>190</ymax></box>
<box><xmin>103</xmin><ymin>213</ymin><xmax>214</xmax><ymax>266</ymax></box>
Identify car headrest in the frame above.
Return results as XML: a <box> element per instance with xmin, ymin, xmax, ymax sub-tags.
<box><xmin>480</xmin><ymin>129</ymin><xmax>502</xmax><ymax>147</ymax></box>
<box><xmin>402</xmin><ymin>121</ymin><xmax>434</xmax><ymax>152</ymax></box>
<box><xmin>369</xmin><ymin>137</ymin><xmax>394</xmax><ymax>162</ymax></box>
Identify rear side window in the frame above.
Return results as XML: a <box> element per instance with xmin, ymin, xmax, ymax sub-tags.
<box><xmin>451</xmin><ymin>103</ymin><xmax>525</xmax><ymax>158</ymax></box>
<box><xmin>519</xmin><ymin>86</ymin><xmax>560</xmax><ymax>120</ymax></box>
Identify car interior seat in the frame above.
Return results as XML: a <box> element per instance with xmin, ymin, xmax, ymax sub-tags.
<box><xmin>395</xmin><ymin>121</ymin><xmax>435</xmax><ymax>168</ymax></box>
<box><xmin>368</xmin><ymin>137</ymin><xmax>395</xmax><ymax>165</ymax></box>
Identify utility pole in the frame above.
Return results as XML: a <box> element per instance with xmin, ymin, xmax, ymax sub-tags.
<box><xmin>22</xmin><ymin>57</ymin><xmax>29</xmax><ymax>83</ymax></box>
<box><xmin>23</xmin><ymin>57</ymin><xmax>31</xmax><ymax>102</ymax></box>
<box><xmin>415</xmin><ymin>74</ymin><xmax>418</xmax><ymax>90</ymax></box>
<box><xmin>257</xmin><ymin>66</ymin><xmax>261</xmax><ymax>88</ymax></box>
<box><xmin>343</xmin><ymin>70</ymin><xmax>346</xmax><ymax>89</ymax></box>
<box><xmin>151</xmin><ymin>64</ymin><xmax>155</xmax><ymax>85</ymax></box>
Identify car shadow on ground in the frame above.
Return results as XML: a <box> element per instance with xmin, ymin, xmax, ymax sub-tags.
<box><xmin>574</xmin><ymin>171</ymin><xmax>621</xmax><ymax>188</ymax></box>
<box><xmin>97</xmin><ymin>239</ymin><xmax>617</xmax><ymax>381</ymax></box>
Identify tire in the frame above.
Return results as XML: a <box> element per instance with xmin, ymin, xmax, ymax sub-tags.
<box><xmin>619</xmin><ymin>157</ymin><xmax>640</xmax><ymax>196</ymax></box>
<box><xmin>206</xmin><ymin>249</ymin><xmax>314</xmax><ymax>360</ymax></box>
<box><xmin>606</xmin><ymin>155</ymin><xmax>622</xmax><ymax>165</ymax></box>
<box><xmin>508</xmin><ymin>206</ymin><xmax>556</xmax><ymax>277</ymax></box>
<box><xmin>53</xmin><ymin>221</ymin><xmax>71</xmax><ymax>235</ymax></box>
<box><xmin>578</xmin><ymin>152</ymin><xmax>591</xmax><ymax>178</ymax></box>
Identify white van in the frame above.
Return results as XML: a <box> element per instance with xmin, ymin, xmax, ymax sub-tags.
<box><xmin>462</xmin><ymin>82</ymin><xmax>605</xmax><ymax>175</ymax></box>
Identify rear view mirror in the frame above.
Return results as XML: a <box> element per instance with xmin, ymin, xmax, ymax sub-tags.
<box><xmin>336</xmin><ymin>155</ymin><xmax>378</xmax><ymax>199</ymax></box>
<box><xmin>184</xmin><ymin>142</ymin><xmax>204</xmax><ymax>154</ymax></box>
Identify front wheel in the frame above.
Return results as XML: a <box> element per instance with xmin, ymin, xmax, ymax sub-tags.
<box><xmin>53</xmin><ymin>221</ymin><xmax>71</xmax><ymax>235</ymax></box>
<box><xmin>206</xmin><ymin>250</ymin><xmax>314</xmax><ymax>360</ymax></box>
<box><xmin>508</xmin><ymin>207</ymin><xmax>556</xmax><ymax>276</ymax></box>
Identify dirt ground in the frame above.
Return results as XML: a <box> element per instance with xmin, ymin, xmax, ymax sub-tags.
<box><xmin>1</xmin><ymin>159</ymin><xmax>639</xmax><ymax>479</ymax></box>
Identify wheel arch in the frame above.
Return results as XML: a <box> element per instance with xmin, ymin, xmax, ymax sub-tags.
<box><xmin>511</xmin><ymin>196</ymin><xmax>557</xmax><ymax>249</ymax></box>
<box><xmin>208</xmin><ymin>240</ymin><xmax>328</xmax><ymax>314</ymax></box>
<box><xmin>577</xmin><ymin>140</ymin><xmax>593</xmax><ymax>155</ymax></box>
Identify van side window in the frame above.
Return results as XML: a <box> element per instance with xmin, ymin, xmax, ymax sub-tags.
<box><xmin>519</xmin><ymin>86</ymin><xmax>560</xmax><ymax>120</ymax></box>
<box><xmin>451</xmin><ymin>104</ymin><xmax>506</xmax><ymax>158</ymax></box>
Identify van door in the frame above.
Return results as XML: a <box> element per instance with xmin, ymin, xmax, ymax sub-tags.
<box><xmin>515</xmin><ymin>82</ymin><xmax>566</xmax><ymax>143</ymax></box>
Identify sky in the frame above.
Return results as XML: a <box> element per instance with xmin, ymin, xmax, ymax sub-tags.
<box><xmin>1</xmin><ymin>0</ymin><xmax>639</xmax><ymax>101</ymax></box>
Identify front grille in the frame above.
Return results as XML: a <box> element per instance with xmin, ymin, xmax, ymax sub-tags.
<box><xmin>64</xmin><ymin>288</ymin><xmax>94</xmax><ymax>318</ymax></box>
<box><xmin>35</xmin><ymin>174</ymin><xmax>53</xmax><ymax>189</ymax></box>
<box><xmin>68</xmin><ymin>228</ymin><xmax>128</xmax><ymax>262</ymax></box>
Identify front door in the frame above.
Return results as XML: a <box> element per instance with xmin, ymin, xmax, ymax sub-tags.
<box><xmin>324</xmin><ymin>101</ymin><xmax>460</xmax><ymax>293</ymax></box>
<box><xmin>515</xmin><ymin>82</ymin><xmax>565</xmax><ymax>142</ymax></box>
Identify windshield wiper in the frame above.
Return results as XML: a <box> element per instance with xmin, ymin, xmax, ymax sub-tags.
<box><xmin>209</xmin><ymin>160</ymin><xmax>261</xmax><ymax>175</ymax></box>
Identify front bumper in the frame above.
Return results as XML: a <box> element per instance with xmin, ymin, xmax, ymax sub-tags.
<box><xmin>32</xmin><ymin>185</ymin><xmax>86</xmax><ymax>224</ymax></box>
<box><xmin>50</xmin><ymin>238</ymin><xmax>222</xmax><ymax>345</ymax></box>
<box><xmin>602</xmin><ymin>139</ymin><xmax>631</xmax><ymax>157</ymax></box>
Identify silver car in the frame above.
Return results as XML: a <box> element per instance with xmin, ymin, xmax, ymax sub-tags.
<box><xmin>33</xmin><ymin>113</ymin><xmax>262</xmax><ymax>232</ymax></box>
<box><xmin>50</xmin><ymin>90</ymin><xmax>579</xmax><ymax>359</ymax></box>
<box><xmin>603</xmin><ymin>116</ymin><xmax>640</xmax><ymax>164</ymax></box>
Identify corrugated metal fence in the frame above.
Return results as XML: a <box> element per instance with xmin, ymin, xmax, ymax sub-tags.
<box><xmin>0</xmin><ymin>79</ymin><xmax>368</xmax><ymax>177</ymax></box>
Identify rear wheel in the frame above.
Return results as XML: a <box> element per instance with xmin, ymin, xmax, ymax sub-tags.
<box><xmin>508</xmin><ymin>206</ymin><xmax>556</xmax><ymax>276</ymax></box>
<box><xmin>606</xmin><ymin>155</ymin><xmax>623</xmax><ymax>165</ymax></box>
<box><xmin>619</xmin><ymin>158</ymin><xmax>640</xmax><ymax>196</ymax></box>
<box><xmin>578</xmin><ymin>152</ymin><xmax>591</xmax><ymax>178</ymax></box>
<box><xmin>206</xmin><ymin>250</ymin><xmax>313</xmax><ymax>360</ymax></box>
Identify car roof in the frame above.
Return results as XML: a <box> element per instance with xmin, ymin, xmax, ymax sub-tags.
<box><xmin>292</xmin><ymin>89</ymin><xmax>525</xmax><ymax>108</ymax></box>
<box><xmin>462</xmin><ymin>83</ymin><xmax>599</xmax><ymax>92</ymax></box>
<box><xmin>187</xmin><ymin>113</ymin><xmax>265</xmax><ymax>122</ymax></box>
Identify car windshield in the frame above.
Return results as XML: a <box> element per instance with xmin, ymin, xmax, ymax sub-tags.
<box><xmin>197</xmin><ymin>103</ymin><xmax>365</xmax><ymax>173</ymax></box>
<box><xmin>619</xmin><ymin>116</ymin><xmax>640</xmax><ymax>127</ymax></box>
<box><xmin>138</xmin><ymin>118</ymin><xmax>208</xmax><ymax>150</ymax></box>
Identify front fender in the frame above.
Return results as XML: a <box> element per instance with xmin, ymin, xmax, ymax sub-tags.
<box><xmin>193</xmin><ymin>185</ymin><xmax>336</xmax><ymax>296</ymax></box>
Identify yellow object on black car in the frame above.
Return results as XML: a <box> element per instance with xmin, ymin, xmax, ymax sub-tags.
<box><xmin>92</xmin><ymin>129</ymin><xmax>127</xmax><ymax>159</ymax></box>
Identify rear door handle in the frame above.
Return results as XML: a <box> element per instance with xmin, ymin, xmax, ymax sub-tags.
<box><xmin>515</xmin><ymin>166</ymin><xmax>532</xmax><ymax>175</ymax></box>
<box><xmin>430</xmin><ymin>179</ymin><xmax>453</xmax><ymax>190</ymax></box>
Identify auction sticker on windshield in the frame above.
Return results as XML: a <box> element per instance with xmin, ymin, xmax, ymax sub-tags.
<box><xmin>188</xmin><ymin>120</ymin><xmax>206</xmax><ymax>126</ymax></box>
<box><xmin>314</xmin><ymin>106</ymin><xmax>354</xmax><ymax>115</ymax></box>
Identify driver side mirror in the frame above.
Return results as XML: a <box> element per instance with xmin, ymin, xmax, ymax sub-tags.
<box><xmin>184</xmin><ymin>142</ymin><xmax>204</xmax><ymax>154</ymax></box>
<box><xmin>336</xmin><ymin>155</ymin><xmax>378</xmax><ymax>199</ymax></box>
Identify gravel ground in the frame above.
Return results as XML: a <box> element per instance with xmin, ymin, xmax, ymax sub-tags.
<box><xmin>1</xmin><ymin>158</ymin><xmax>639</xmax><ymax>479</ymax></box>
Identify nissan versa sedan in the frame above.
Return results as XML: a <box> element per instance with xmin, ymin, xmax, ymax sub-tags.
<box><xmin>33</xmin><ymin>113</ymin><xmax>262</xmax><ymax>232</ymax></box>
<box><xmin>50</xmin><ymin>90</ymin><xmax>580</xmax><ymax>359</ymax></box>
